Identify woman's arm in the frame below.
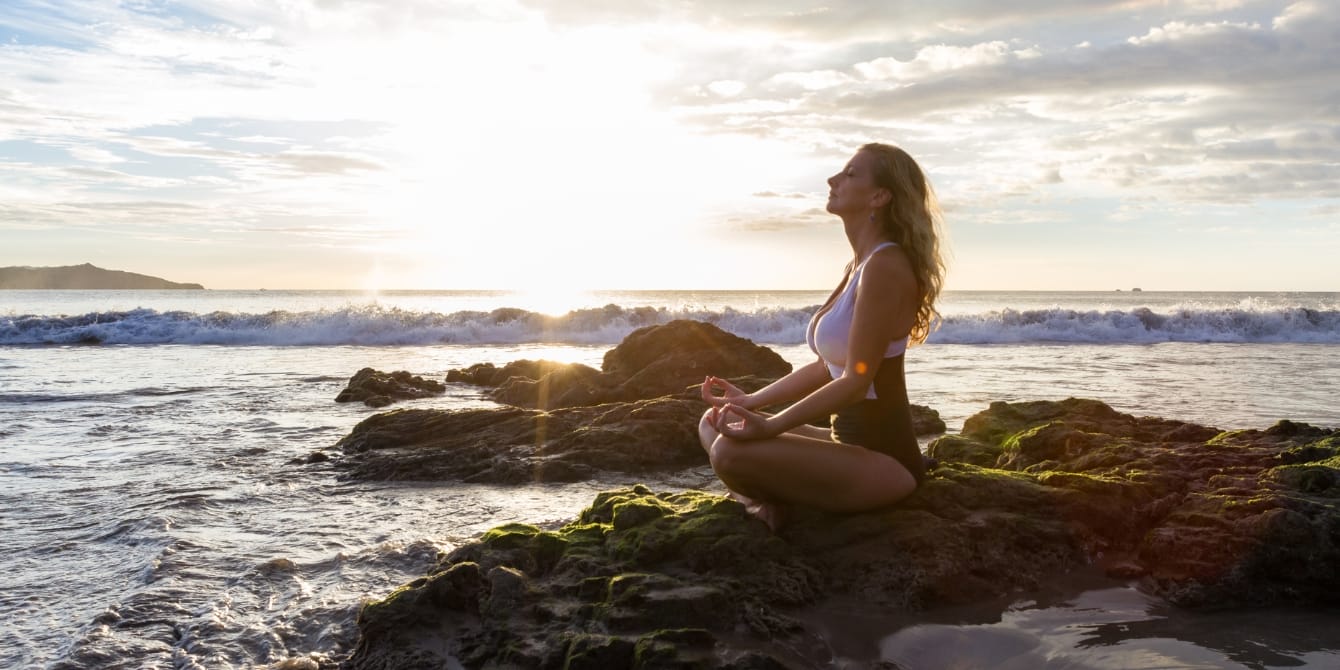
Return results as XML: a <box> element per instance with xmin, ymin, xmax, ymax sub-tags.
<box><xmin>702</xmin><ymin>358</ymin><xmax>832</xmax><ymax>411</ymax></box>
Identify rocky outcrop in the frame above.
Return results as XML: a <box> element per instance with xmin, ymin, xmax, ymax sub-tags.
<box><xmin>932</xmin><ymin>399</ymin><xmax>1340</xmax><ymax>607</ymax></box>
<box><xmin>446</xmin><ymin>320</ymin><xmax>793</xmax><ymax>410</ymax></box>
<box><xmin>335</xmin><ymin>368</ymin><xmax>445</xmax><ymax>408</ymax></box>
<box><xmin>343</xmin><ymin>399</ymin><xmax>1340</xmax><ymax>669</ymax></box>
<box><xmin>0</xmin><ymin>263</ymin><xmax>203</xmax><ymax>289</ymax></box>
<box><xmin>329</xmin><ymin>398</ymin><xmax>704</xmax><ymax>483</ymax></box>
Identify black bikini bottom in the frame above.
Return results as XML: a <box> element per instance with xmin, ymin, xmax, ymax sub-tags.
<box><xmin>830</xmin><ymin>399</ymin><xmax>926</xmax><ymax>484</ymax></box>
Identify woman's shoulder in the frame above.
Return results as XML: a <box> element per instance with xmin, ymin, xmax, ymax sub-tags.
<box><xmin>857</xmin><ymin>245</ymin><xmax>916</xmax><ymax>294</ymax></box>
<box><xmin>862</xmin><ymin>243</ymin><xmax>913</xmax><ymax>275</ymax></box>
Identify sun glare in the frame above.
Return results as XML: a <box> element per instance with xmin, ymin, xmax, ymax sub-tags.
<box><xmin>502</xmin><ymin>286</ymin><xmax>602</xmax><ymax>316</ymax></box>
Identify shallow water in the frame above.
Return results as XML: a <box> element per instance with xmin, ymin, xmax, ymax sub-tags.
<box><xmin>806</xmin><ymin>569</ymin><xmax>1340</xmax><ymax>669</ymax></box>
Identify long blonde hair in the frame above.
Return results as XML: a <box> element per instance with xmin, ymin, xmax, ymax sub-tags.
<box><xmin>863</xmin><ymin>143</ymin><xmax>946</xmax><ymax>344</ymax></box>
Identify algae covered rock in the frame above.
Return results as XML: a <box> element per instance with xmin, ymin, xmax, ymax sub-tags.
<box><xmin>346</xmin><ymin>473</ymin><xmax>1100</xmax><ymax>669</ymax></box>
<box><xmin>347</xmin><ymin>486</ymin><xmax>822</xmax><ymax>669</ymax></box>
<box><xmin>345</xmin><ymin>399</ymin><xmax>1340</xmax><ymax>668</ymax></box>
<box><xmin>343</xmin><ymin>398</ymin><xmax>1340</xmax><ymax>668</ymax></box>
<box><xmin>932</xmin><ymin>399</ymin><xmax>1340</xmax><ymax>607</ymax></box>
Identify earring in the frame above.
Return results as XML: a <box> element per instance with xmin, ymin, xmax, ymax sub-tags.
<box><xmin>869</xmin><ymin>211</ymin><xmax>876</xmax><ymax>224</ymax></box>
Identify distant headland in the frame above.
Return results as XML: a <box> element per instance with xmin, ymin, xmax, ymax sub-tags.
<box><xmin>0</xmin><ymin>263</ymin><xmax>204</xmax><ymax>290</ymax></box>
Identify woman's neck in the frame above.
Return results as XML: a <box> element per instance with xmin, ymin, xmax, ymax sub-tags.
<box><xmin>843</xmin><ymin>214</ymin><xmax>892</xmax><ymax>262</ymax></box>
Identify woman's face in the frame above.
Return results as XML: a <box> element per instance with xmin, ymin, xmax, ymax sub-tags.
<box><xmin>826</xmin><ymin>150</ymin><xmax>886</xmax><ymax>217</ymax></box>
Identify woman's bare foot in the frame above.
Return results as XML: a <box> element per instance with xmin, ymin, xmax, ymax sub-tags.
<box><xmin>745</xmin><ymin>501</ymin><xmax>789</xmax><ymax>532</ymax></box>
<box><xmin>725</xmin><ymin>490</ymin><xmax>788</xmax><ymax>532</ymax></box>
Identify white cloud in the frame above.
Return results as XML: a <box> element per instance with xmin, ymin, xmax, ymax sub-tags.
<box><xmin>707</xmin><ymin>80</ymin><xmax>746</xmax><ymax>97</ymax></box>
<box><xmin>66</xmin><ymin>144</ymin><xmax>125</xmax><ymax>164</ymax></box>
<box><xmin>765</xmin><ymin>70</ymin><xmax>853</xmax><ymax>91</ymax></box>
<box><xmin>1126</xmin><ymin>20</ymin><xmax>1255</xmax><ymax>45</ymax></box>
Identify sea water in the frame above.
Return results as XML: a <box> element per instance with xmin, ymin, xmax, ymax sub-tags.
<box><xmin>2</xmin><ymin>290</ymin><xmax>1338</xmax><ymax>669</ymax></box>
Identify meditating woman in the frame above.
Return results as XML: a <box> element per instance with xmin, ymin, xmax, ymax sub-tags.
<box><xmin>698</xmin><ymin>142</ymin><xmax>946</xmax><ymax>529</ymax></box>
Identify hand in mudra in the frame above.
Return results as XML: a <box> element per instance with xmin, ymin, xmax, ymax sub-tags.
<box><xmin>701</xmin><ymin>375</ymin><xmax>752</xmax><ymax>408</ymax></box>
<box><xmin>712</xmin><ymin>403</ymin><xmax>776</xmax><ymax>441</ymax></box>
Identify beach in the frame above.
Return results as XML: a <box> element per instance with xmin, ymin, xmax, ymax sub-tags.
<box><xmin>3</xmin><ymin>289</ymin><xmax>1339</xmax><ymax>668</ymax></box>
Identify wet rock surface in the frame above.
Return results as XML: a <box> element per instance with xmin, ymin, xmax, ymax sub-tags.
<box><xmin>343</xmin><ymin>398</ymin><xmax>1340</xmax><ymax>669</ymax></box>
<box><xmin>335</xmin><ymin>368</ymin><xmax>445</xmax><ymax>408</ymax></box>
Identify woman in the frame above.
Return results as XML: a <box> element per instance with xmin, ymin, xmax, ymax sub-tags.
<box><xmin>698</xmin><ymin>142</ymin><xmax>945</xmax><ymax>530</ymax></box>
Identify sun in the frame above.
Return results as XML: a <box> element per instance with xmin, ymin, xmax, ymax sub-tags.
<box><xmin>501</xmin><ymin>284</ymin><xmax>602</xmax><ymax>316</ymax></box>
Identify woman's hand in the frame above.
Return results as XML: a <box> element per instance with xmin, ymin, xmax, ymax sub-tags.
<box><xmin>712</xmin><ymin>403</ymin><xmax>778</xmax><ymax>441</ymax></box>
<box><xmin>701</xmin><ymin>376</ymin><xmax>753</xmax><ymax>409</ymax></box>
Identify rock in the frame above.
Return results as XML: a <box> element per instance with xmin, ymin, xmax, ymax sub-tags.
<box><xmin>932</xmin><ymin>398</ymin><xmax>1340</xmax><ymax>607</ymax></box>
<box><xmin>446</xmin><ymin>320</ymin><xmax>792</xmax><ymax>410</ymax></box>
<box><xmin>335</xmin><ymin>368</ymin><xmax>445</xmax><ymax>407</ymax></box>
<box><xmin>910</xmin><ymin>404</ymin><xmax>946</xmax><ymax>435</ymax></box>
<box><xmin>331</xmin><ymin>398</ymin><xmax>705</xmax><ymax>483</ymax></box>
<box><xmin>343</xmin><ymin>399</ymin><xmax>1340</xmax><ymax>668</ymax></box>
<box><xmin>599</xmin><ymin>320</ymin><xmax>792</xmax><ymax>400</ymax></box>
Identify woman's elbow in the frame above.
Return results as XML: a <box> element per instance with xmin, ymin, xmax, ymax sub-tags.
<box><xmin>836</xmin><ymin>371</ymin><xmax>874</xmax><ymax>403</ymax></box>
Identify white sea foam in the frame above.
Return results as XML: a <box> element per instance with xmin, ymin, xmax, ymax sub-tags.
<box><xmin>2</xmin><ymin>303</ymin><xmax>1336</xmax><ymax>346</ymax></box>
<box><xmin>933</xmin><ymin>306</ymin><xmax>1340</xmax><ymax>344</ymax></box>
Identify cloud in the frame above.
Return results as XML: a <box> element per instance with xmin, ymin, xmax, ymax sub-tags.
<box><xmin>272</xmin><ymin>151</ymin><xmax>382</xmax><ymax>175</ymax></box>
<box><xmin>730</xmin><ymin>216</ymin><xmax>821</xmax><ymax>232</ymax></box>
<box><xmin>523</xmin><ymin>0</ymin><xmax>1176</xmax><ymax>41</ymax></box>
<box><xmin>656</xmin><ymin>3</ymin><xmax>1340</xmax><ymax>205</ymax></box>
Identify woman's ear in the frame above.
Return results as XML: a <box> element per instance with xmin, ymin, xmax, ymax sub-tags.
<box><xmin>872</xmin><ymin>188</ymin><xmax>892</xmax><ymax>209</ymax></box>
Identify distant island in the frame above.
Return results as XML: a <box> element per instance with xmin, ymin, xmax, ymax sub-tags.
<box><xmin>0</xmin><ymin>263</ymin><xmax>204</xmax><ymax>290</ymax></box>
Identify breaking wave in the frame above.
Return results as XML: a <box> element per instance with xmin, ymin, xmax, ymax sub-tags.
<box><xmin>1</xmin><ymin>304</ymin><xmax>1337</xmax><ymax>346</ymax></box>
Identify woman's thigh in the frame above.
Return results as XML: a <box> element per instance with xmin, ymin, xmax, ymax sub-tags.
<box><xmin>709</xmin><ymin>433</ymin><xmax>917</xmax><ymax>512</ymax></box>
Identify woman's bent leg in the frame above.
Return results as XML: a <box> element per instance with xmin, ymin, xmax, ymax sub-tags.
<box><xmin>708</xmin><ymin>432</ymin><xmax>917</xmax><ymax>513</ymax></box>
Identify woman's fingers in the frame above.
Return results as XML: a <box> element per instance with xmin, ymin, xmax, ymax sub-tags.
<box><xmin>716</xmin><ymin>403</ymin><xmax>753</xmax><ymax>435</ymax></box>
<box><xmin>702</xmin><ymin>376</ymin><xmax>725</xmax><ymax>400</ymax></box>
<box><xmin>713</xmin><ymin>403</ymin><xmax>736</xmax><ymax>432</ymax></box>
<box><xmin>703</xmin><ymin>375</ymin><xmax>740</xmax><ymax>407</ymax></box>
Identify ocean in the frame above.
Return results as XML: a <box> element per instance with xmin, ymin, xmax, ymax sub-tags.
<box><xmin>2</xmin><ymin>289</ymin><xmax>1338</xmax><ymax>669</ymax></box>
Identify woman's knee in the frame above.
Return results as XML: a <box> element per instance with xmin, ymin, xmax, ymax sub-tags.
<box><xmin>708</xmin><ymin>436</ymin><xmax>751</xmax><ymax>477</ymax></box>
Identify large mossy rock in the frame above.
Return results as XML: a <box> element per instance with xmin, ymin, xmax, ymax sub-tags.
<box><xmin>447</xmin><ymin>320</ymin><xmax>792</xmax><ymax>410</ymax></box>
<box><xmin>344</xmin><ymin>399</ymin><xmax>1340</xmax><ymax>669</ymax></box>
<box><xmin>928</xmin><ymin>398</ymin><xmax>1340</xmax><ymax>606</ymax></box>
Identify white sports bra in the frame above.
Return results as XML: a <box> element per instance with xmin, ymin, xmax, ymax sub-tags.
<box><xmin>805</xmin><ymin>241</ymin><xmax>910</xmax><ymax>399</ymax></box>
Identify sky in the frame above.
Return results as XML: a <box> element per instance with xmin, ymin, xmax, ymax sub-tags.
<box><xmin>1</xmin><ymin>0</ymin><xmax>1337</xmax><ymax>291</ymax></box>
